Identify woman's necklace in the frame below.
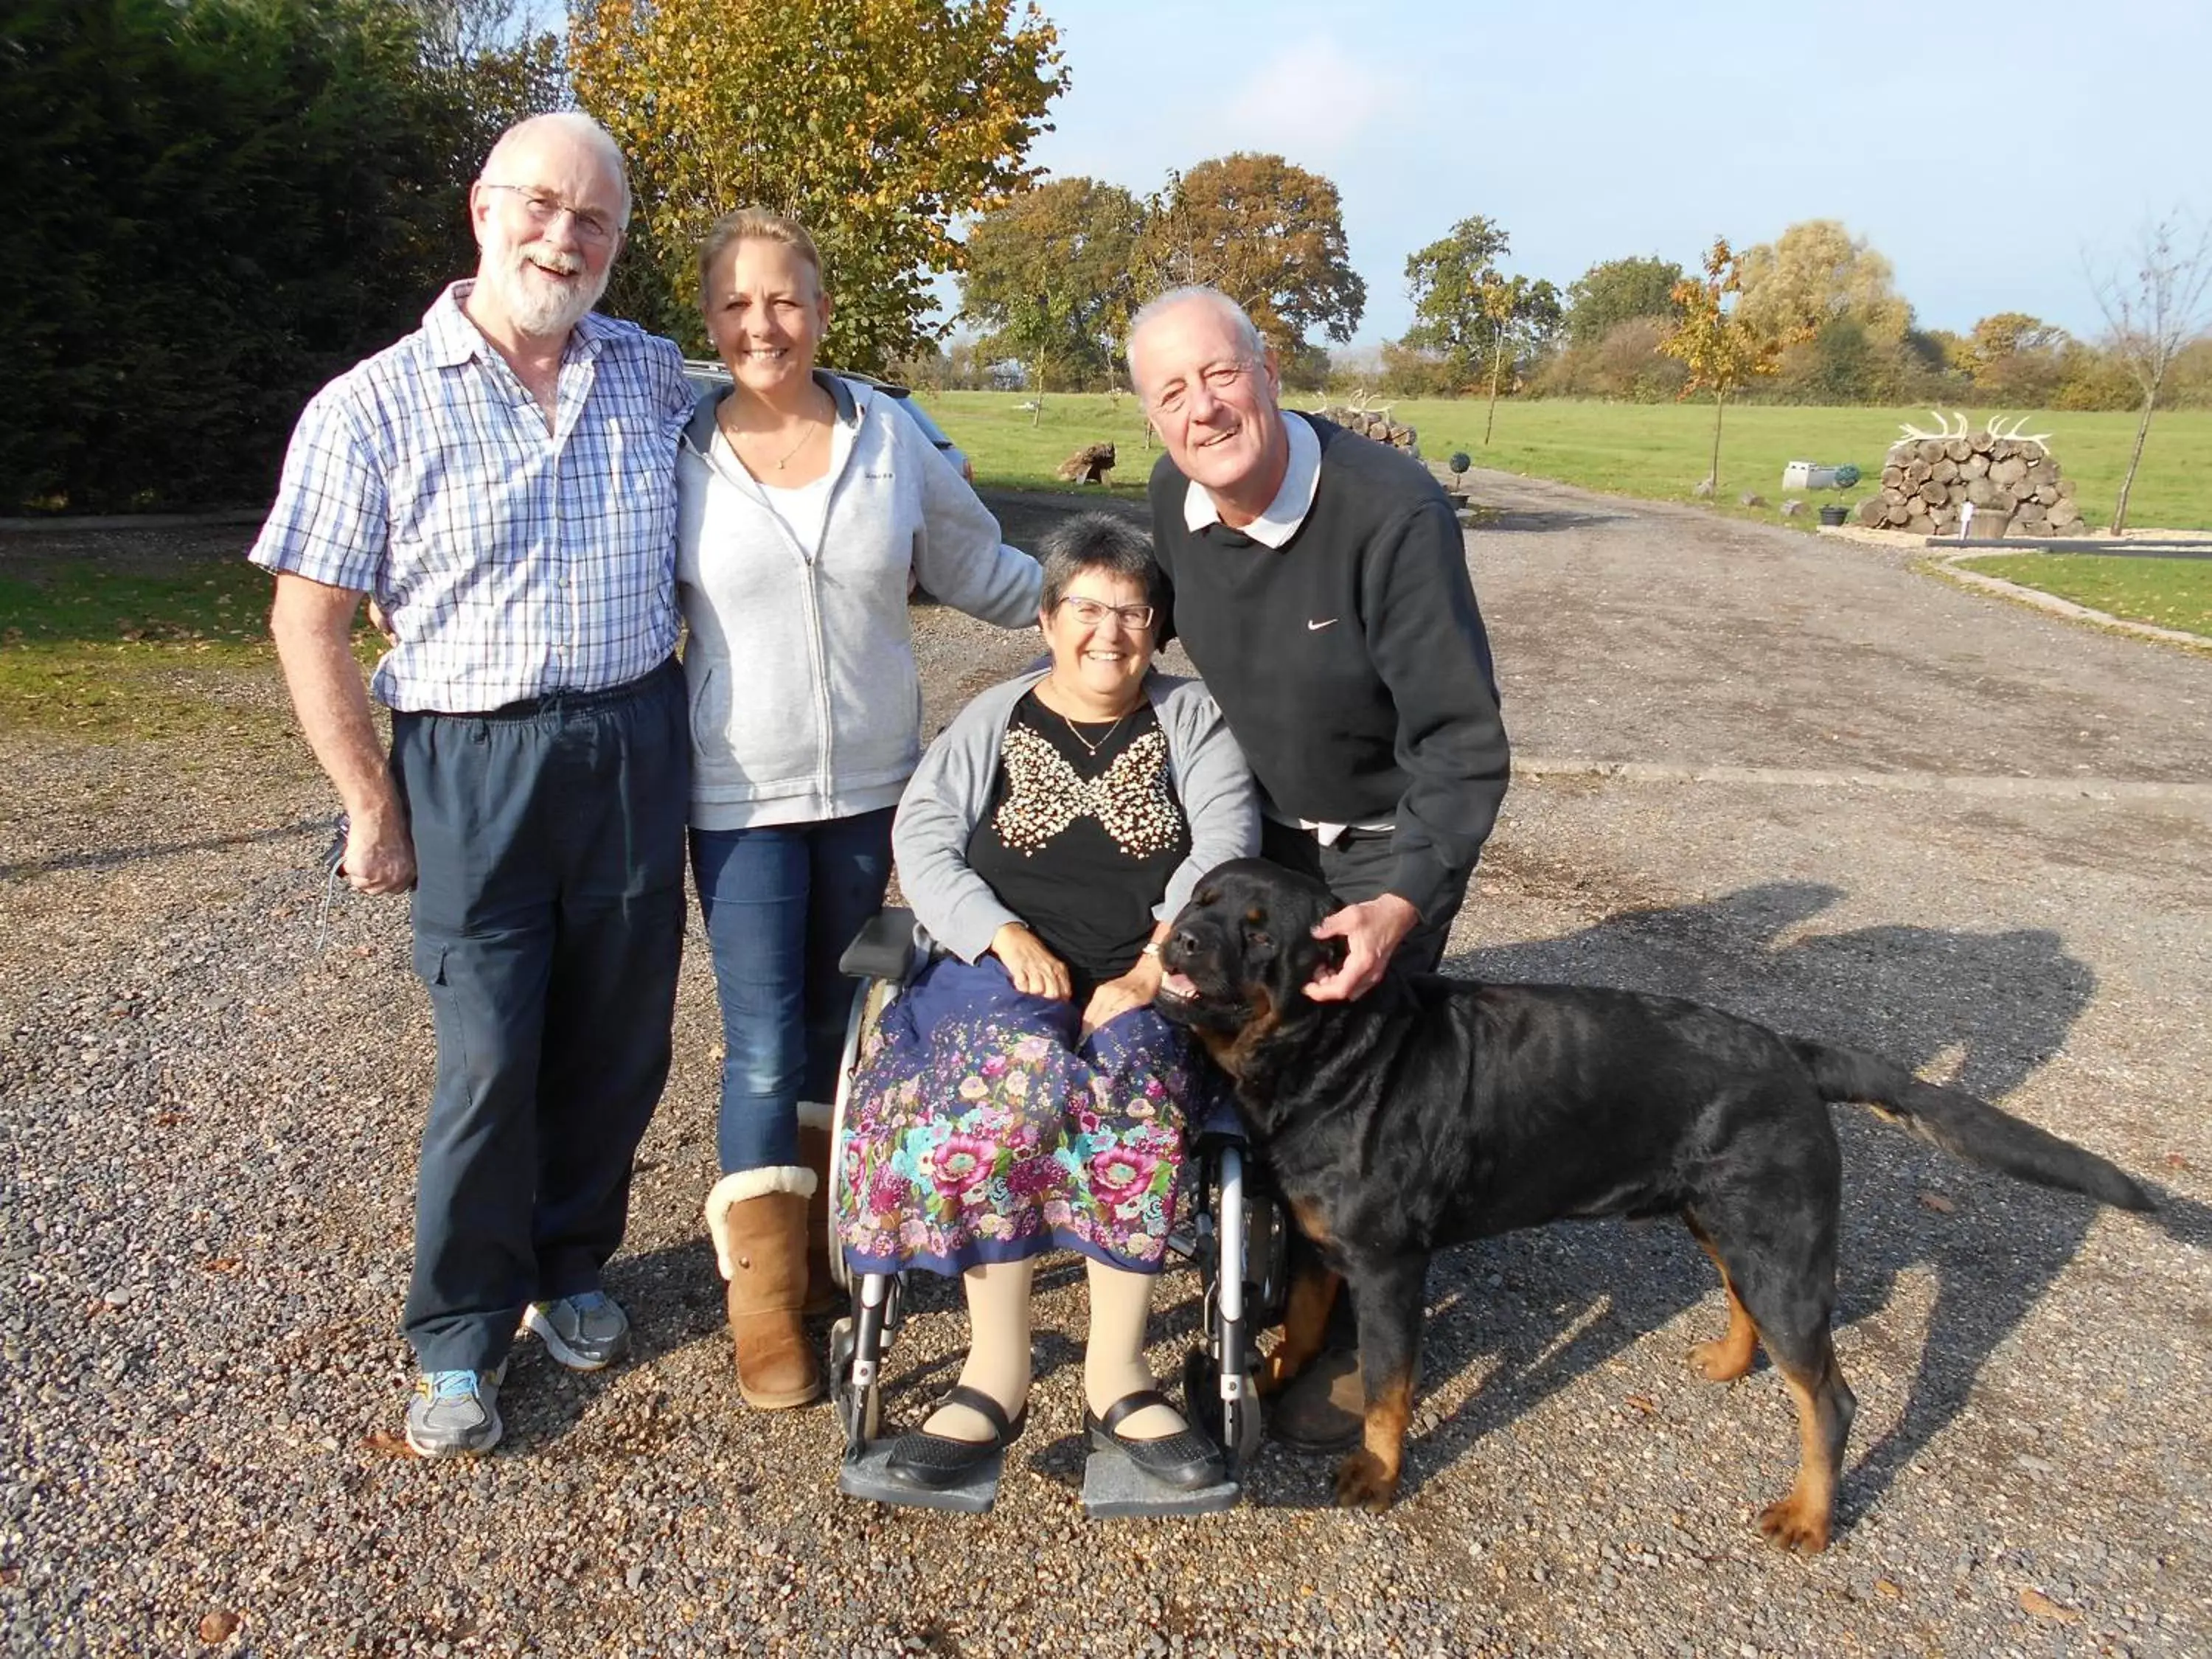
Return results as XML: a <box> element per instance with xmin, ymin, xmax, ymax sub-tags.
<box><xmin>719</xmin><ymin>403</ymin><xmax>822</xmax><ymax>473</ymax></box>
<box><xmin>1060</xmin><ymin>708</ymin><xmax>1129</xmax><ymax>758</ymax></box>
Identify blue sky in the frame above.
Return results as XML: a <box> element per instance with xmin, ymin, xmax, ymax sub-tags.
<box><xmin>998</xmin><ymin>0</ymin><xmax>2210</xmax><ymax>347</ymax></box>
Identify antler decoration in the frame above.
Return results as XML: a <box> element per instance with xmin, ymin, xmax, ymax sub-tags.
<box><xmin>1890</xmin><ymin>410</ymin><xmax>2056</xmax><ymax>453</ymax></box>
<box><xmin>1894</xmin><ymin>409</ymin><xmax>1970</xmax><ymax>442</ymax></box>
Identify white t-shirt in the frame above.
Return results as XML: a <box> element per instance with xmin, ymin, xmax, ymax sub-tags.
<box><xmin>711</xmin><ymin>428</ymin><xmax>834</xmax><ymax>554</ymax></box>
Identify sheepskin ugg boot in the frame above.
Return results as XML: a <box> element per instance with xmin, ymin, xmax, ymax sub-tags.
<box><xmin>703</xmin><ymin>1168</ymin><xmax>821</xmax><ymax>1410</ymax></box>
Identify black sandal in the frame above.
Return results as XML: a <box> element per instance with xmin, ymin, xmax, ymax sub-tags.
<box><xmin>883</xmin><ymin>1384</ymin><xmax>1027</xmax><ymax>1490</ymax></box>
<box><xmin>1085</xmin><ymin>1388</ymin><xmax>1226</xmax><ymax>1490</ymax></box>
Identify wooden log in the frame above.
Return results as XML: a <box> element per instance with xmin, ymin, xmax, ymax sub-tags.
<box><xmin>1991</xmin><ymin>456</ymin><xmax>2030</xmax><ymax>487</ymax></box>
<box><xmin>1918</xmin><ymin>439</ymin><xmax>1947</xmax><ymax>465</ymax></box>
<box><xmin>2057</xmin><ymin>478</ymin><xmax>2078</xmax><ymax>499</ymax></box>
<box><xmin>1883</xmin><ymin>498</ymin><xmax>1912</xmax><ymax>526</ymax></box>
<box><xmin>1943</xmin><ymin>436</ymin><xmax>1972</xmax><ymax>462</ymax></box>
<box><xmin>1992</xmin><ymin>439</ymin><xmax>2019</xmax><ymax>462</ymax></box>
<box><xmin>1961</xmin><ymin>452</ymin><xmax>1990</xmax><ymax>478</ymax></box>
<box><xmin>1905</xmin><ymin>459</ymin><xmax>1933</xmax><ymax>485</ymax></box>
<box><xmin>2048</xmin><ymin>498</ymin><xmax>2083</xmax><ymax>529</ymax></box>
<box><xmin>1930</xmin><ymin>457</ymin><xmax>1959</xmax><ymax>484</ymax></box>
<box><xmin>1905</xmin><ymin>512</ymin><xmax>1936</xmax><ymax>535</ymax></box>
<box><xmin>1947</xmin><ymin>481</ymin><xmax>1970</xmax><ymax>505</ymax></box>
<box><xmin>1966</xmin><ymin>476</ymin><xmax>2003</xmax><ymax>507</ymax></box>
<box><xmin>1918</xmin><ymin>483</ymin><xmax>1950</xmax><ymax>509</ymax></box>
<box><xmin>1858</xmin><ymin>497</ymin><xmax>1888</xmax><ymax>526</ymax></box>
<box><xmin>2033</xmin><ymin>482</ymin><xmax>2060</xmax><ymax>506</ymax></box>
<box><xmin>1882</xmin><ymin>464</ymin><xmax>1906</xmax><ymax>488</ymax></box>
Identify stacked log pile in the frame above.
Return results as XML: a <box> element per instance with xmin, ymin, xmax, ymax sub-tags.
<box><xmin>1312</xmin><ymin>407</ymin><xmax>1419</xmax><ymax>454</ymax></box>
<box><xmin>1858</xmin><ymin>424</ymin><xmax>2081</xmax><ymax>537</ymax></box>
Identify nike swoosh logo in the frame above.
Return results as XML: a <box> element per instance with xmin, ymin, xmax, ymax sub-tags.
<box><xmin>1307</xmin><ymin>618</ymin><xmax>1338</xmax><ymax>631</ymax></box>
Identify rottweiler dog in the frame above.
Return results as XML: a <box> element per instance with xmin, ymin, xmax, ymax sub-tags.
<box><xmin>1155</xmin><ymin>858</ymin><xmax>2152</xmax><ymax>1551</ymax></box>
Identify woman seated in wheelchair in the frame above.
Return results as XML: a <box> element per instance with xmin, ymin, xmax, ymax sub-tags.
<box><xmin>837</xmin><ymin>511</ymin><xmax>1258</xmax><ymax>1493</ymax></box>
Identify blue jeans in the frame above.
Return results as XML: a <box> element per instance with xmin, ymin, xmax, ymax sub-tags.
<box><xmin>689</xmin><ymin>808</ymin><xmax>895</xmax><ymax>1174</ymax></box>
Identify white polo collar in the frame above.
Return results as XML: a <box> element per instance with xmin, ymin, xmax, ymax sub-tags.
<box><xmin>1182</xmin><ymin>411</ymin><xmax>1321</xmax><ymax>549</ymax></box>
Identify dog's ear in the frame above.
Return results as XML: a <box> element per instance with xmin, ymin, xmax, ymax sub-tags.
<box><xmin>1288</xmin><ymin>928</ymin><xmax>1348</xmax><ymax>992</ymax></box>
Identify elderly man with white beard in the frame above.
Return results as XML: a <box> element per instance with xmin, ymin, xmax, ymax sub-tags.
<box><xmin>250</xmin><ymin>112</ymin><xmax>695</xmax><ymax>1456</ymax></box>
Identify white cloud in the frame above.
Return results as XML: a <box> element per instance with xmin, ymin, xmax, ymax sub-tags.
<box><xmin>1207</xmin><ymin>38</ymin><xmax>1400</xmax><ymax>164</ymax></box>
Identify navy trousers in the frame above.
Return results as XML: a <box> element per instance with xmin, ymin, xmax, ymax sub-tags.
<box><xmin>390</xmin><ymin>659</ymin><xmax>689</xmax><ymax>1373</ymax></box>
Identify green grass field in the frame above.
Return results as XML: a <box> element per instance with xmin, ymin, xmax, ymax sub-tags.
<box><xmin>1959</xmin><ymin>553</ymin><xmax>2212</xmax><ymax>637</ymax></box>
<box><xmin>0</xmin><ymin>557</ymin><xmax>384</xmax><ymax>737</ymax></box>
<box><xmin>929</xmin><ymin>392</ymin><xmax>2212</xmax><ymax>533</ymax></box>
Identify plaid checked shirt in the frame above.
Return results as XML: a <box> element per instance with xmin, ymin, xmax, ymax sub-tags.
<box><xmin>249</xmin><ymin>282</ymin><xmax>693</xmax><ymax>712</ymax></box>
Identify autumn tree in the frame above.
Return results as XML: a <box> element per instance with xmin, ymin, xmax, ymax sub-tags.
<box><xmin>1563</xmin><ymin>254</ymin><xmax>1685</xmax><ymax>345</ymax></box>
<box><xmin>1961</xmin><ymin>312</ymin><xmax>2071</xmax><ymax>405</ymax></box>
<box><xmin>961</xmin><ymin>176</ymin><xmax>1145</xmax><ymax>411</ymax></box>
<box><xmin>571</xmin><ymin>0</ymin><xmax>1066</xmax><ymax>370</ymax></box>
<box><xmin>2088</xmin><ymin>211</ymin><xmax>2212</xmax><ymax>532</ymax></box>
<box><xmin>1659</xmin><ymin>237</ymin><xmax>1800</xmax><ymax>498</ymax></box>
<box><xmin>1134</xmin><ymin>153</ymin><xmax>1366</xmax><ymax>352</ymax></box>
<box><xmin>1736</xmin><ymin>219</ymin><xmax>1911</xmax><ymax>346</ymax></box>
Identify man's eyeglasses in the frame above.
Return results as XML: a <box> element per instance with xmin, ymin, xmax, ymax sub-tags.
<box><xmin>1146</xmin><ymin>359</ymin><xmax>1254</xmax><ymax>417</ymax></box>
<box><xmin>479</xmin><ymin>181</ymin><xmax>620</xmax><ymax>246</ymax></box>
<box><xmin>1057</xmin><ymin>596</ymin><xmax>1155</xmax><ymax>630</ymax></box>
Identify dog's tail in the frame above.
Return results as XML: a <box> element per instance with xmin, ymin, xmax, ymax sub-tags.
<box><xmin>1789</xmin><ymin>1039</ymin><xmax>2154</xmax><ymax>1211</ymax></box>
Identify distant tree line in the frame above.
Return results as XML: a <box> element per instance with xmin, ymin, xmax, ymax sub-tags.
<box><xmin>928</xmin><ymin>187</ymin><xmax>2212</xmax><ymax>422</ymax></box>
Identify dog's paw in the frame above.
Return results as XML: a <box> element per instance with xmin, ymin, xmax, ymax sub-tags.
<box><xmin>1756</xmin><ymin>1493</ymin><xmax>1831</xmax><ymax>1556</ymax></box>
<box><xmin>1688</xmin><ymin>1337</ymin><xmax>1755</xmax><ymax>1383</ymax></box>
<box><xmin>1332</xmin><ymin>1450</ymin><xmax>1399</xmax><ymax>1512</ymax></box>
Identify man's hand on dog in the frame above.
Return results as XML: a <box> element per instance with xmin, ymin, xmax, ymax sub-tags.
<box><xmin>1306</xmin><ymin>894</ymin><xmax>1419</xmax><ymax>1002</ymax></box>
<box><xmin>990</xmin><ymin>921</ymin><xmax>1071</xmax><ymax>1001</ymax></box>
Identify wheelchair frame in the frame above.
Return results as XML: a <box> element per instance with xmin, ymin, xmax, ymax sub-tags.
<box><xmin>821</xmin><ymin>908</ymin><xmax>1287</xmax><ymax>1509</ymax></box>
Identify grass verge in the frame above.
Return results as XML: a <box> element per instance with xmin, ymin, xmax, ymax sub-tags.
<box><xmin>928</xmin><ymin>392</ymin><xmax>2212</xmax><ymax>532</ymax></box>
<box><xmin>1955</xmin><ymin>554</ymin><xmax>2212</xmax><ymax>636</ymax></box>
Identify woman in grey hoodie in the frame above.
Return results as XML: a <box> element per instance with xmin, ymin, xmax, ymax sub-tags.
<box><xmin>679</xmin><ymin>209</ymin><xmax>1041</xmax><ymax>1413</ymax></box>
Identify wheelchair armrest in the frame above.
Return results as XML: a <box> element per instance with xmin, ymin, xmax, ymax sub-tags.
<box><xmin>838</xmin><ymin>906</ymin><xmax>922</xmax><ymax>982</ymax></box>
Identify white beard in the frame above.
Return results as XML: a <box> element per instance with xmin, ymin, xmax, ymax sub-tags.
<box><xmin>484</xmin><ymin>243</ymin><xmax>609</xmax><ymax>338</ymax></box>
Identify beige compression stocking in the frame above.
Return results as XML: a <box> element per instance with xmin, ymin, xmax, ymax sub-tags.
<box><xmin>923</xmin><ymin>1258</ymin><xmax>1034</xmax><ymax>1441</ymax></box>
<box><xmin>1084</xmin><ymin>1259</ymin><xmax>1185</xmax><ymax>1439</ymax></box>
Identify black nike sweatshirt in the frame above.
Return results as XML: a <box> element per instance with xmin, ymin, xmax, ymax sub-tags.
<box><xmin>1147</xmin><ymin>414</ymin><xmax>1510</xmax><ymax>922</ymax></box>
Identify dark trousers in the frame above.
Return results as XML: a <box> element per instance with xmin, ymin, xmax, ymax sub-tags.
<box><xmin>1260</xmin><ymin>817</ymin><xmax>1473</xmax><ymax>1347</ymax></box>
<box><xmin>689</xmin><ymin>807</ymin><xmax>896</xmax><ymax>1174</ymax></box>
<box><xmin>391</xmin><ymin>659</ymin><xmax>689</xmax><ymax>1373</ymax></box>
<box><xmin>1257</xmin><ymin>818</ymin><xmax>1467</xmax><ymax>975</ymax></box>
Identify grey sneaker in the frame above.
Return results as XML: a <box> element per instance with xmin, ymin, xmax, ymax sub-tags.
<box><xmin>404</xmin><ymin>1365</ymin><xmax>505</xmax><ymax>1458</ymax></box>
<box><xmin>521</xmin><ymin>1290</ymin><xmax>630</xmax><ymax>1371</ymax></box>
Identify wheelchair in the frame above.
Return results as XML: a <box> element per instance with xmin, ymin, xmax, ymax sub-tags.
<box><xmin>821</xmin><ymin>908</ymin><xmax>1290</xmax><ymax>1516</ymax></box>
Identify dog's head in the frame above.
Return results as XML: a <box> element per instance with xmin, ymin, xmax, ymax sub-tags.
<box><xmin>1155</xmin><ymin>858</ymin><xmax>1345</xmax><ymax>1071</ymax></box>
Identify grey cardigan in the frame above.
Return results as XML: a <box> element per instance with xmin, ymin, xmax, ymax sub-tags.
<box><xmin>894</xmin><ymin>667</ymin><xmax>1261</xmax><ymax>964</ymax></box>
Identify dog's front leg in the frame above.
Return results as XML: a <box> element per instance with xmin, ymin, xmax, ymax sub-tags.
<box><xmin>1333</xmin><ymin>1257</ymin><xmax>1429</xmax><ymax>1512</ymax></box>
<box><xmin>1257</xmin><ymin>1256</ymin><xmax>1340</xmax><ymax>1397</ymax></box>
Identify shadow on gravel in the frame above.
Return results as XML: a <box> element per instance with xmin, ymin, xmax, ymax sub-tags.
<box><xmin>0</xmin><ymin>816</ymin><xmax>326</xmax><ymax>880</ymax></box>
<box><xmin>1469</xmin><ymin>505</ymin><xmax>1629</xmax><ymax>535</ymax></box>
<box><xmin>1296</xmin><ymin>879</ymin><xmax>2166</xmax><ymax>1539</ymax></box>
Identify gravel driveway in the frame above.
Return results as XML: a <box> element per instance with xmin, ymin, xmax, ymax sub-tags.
<box><xmin>3</xmin><ymin>473</ymin><xmax>2208</xmax><ymax>1657</ymax></box>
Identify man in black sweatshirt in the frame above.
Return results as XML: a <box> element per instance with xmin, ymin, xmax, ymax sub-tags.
<box><xmin>1128</xmin><ymin>285</ymin><xmax>1512</xmax><ymax>1448</ymax></box>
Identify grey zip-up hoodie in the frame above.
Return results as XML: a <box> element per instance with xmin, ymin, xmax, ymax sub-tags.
<box><xmin>676</xmin><ymin>373</ymin><xmax>1041</xmax><ymax>828</ymax></box>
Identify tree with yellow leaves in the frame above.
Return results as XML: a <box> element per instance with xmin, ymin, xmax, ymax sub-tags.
<box><xmin>1660</xmin><ymin>237</ymin><xmax>1801</xmax><ymax>498</ymax></box>
<box><xmin>570</xmin><ymin>0</ymin><xmax>1066</xmax><ymax>369</ymax></box>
